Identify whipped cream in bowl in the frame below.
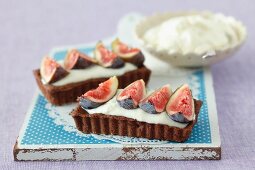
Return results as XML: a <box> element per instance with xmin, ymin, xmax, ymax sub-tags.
<box><xmin>135</xmin><ymin>11</ymin><xmax>247</xmax><ymax>67</ymax></box>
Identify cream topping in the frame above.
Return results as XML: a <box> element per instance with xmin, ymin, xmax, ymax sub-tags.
<box><xmin>86</xmin><ymin>91</ymin><xmax>190</xmax><ymax>128</ymax></box>
<box><xmin>143</xmin><ymin>12</ymin><xmax>246</xmax><ymax>55</ymax></box>
<box><xmin>43</xmin><ymin>61</ymin><xmax>137</xmax><ymax>86</ymax></box>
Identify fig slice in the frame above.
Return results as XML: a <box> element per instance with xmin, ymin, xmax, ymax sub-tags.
<box><xmin>64</xmin><ymin>49</ymin><xmax>97</xmax><ymax>70</ymax></box>
<box><xmin>94</xmin><ymin>41</ymin><xmax>124</xmax><ymax>68</ymax></box>
<box><xmin>112</xmin><ymin>38</ymin><xmax>145</xmax><ymax>67</ymax></box>
<box><xmin>40</xmin><ymin>56</ymin><xmax>69</xmax><ymax>84</ymax></box>
<box><xmin>78</xmin><ymin>76</ymin><xmax>119</xmax><ymax>109</ymax></box>
<box><xmin>166</xmin><ymin>84</ymin><xmax>195</xmax><ymax>123</ymax></box>
<box><xmin>117</xmin><ymin>79</ymin><xmax>146</xmax><ymax>109</ymax></box>
<box><xmin>139</xmin><ymin>85</ymin><xmax>172</xmax><ymax>114</ymax></box>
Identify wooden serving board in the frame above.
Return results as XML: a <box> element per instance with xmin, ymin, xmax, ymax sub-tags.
<box><xmin>14</xmin><ymin>14</ymin><xmax>221</xmax><ymax>161</ymax></box>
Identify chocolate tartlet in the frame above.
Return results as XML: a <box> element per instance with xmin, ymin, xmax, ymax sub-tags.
<box><xmin>34</xmin><ymin>39</ymin><xmax>151</xmax><ymax>105</ymax></box>
<box><xmin>71</xmin><ymin>100</ymin><xmax>202</xmax><ymax>142</ymax></box>
<box><xmin>71</xmin><ymin>78</ymin><xmax>202</xmax><ymax>142</ymax></box>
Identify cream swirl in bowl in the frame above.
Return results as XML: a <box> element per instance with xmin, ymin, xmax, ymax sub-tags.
<box><xmin>135</xmin><ymin>11</ymin><xmax>247</xmax><ymax>67</ymax></box>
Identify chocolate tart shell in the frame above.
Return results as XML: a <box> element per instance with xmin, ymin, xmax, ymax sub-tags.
<box><xmin>33</xmin><ymin>65</ymin><xmax>151</xmax><ymax>105</ymax></box>
<box><xmin>71</xmin><ymin>99</ymin><xmax>202</xmax><ymax>142</ymax></box>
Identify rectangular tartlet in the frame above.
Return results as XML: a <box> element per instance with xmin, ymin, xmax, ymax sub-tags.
<box><xmin>33</xmin><ymin>66</ymin><xmax>151</xmax><ymax>105</ymax></box>
<box><xmin>71</xmin><ymin>99</ymin><xmax>202</xmax><ymax>142</ymax></box>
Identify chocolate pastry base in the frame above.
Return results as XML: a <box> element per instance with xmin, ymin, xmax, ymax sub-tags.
<box><xmin>33</xmin><ymin>66</ymin><xmax>151</xmax><ymax>105</ymax></box>
<box><xmin>71</xmin><ymin>99</ymin><xmax>202</xmax><ymax>142</ymax></box>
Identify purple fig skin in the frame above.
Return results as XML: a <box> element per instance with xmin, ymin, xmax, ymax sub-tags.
<box><xmin>139</xmin><ymin>102</ymin><xmax>158</xmax><ymax>114</ymax></box>
<box><xmin>72</xmin><ymin>57</ymin><xmax>95</xmax><ymax>69</ymax></box>
<box><xmin>48</xmin><ymin>67</ymin><xmax>69</xmax><ymax>84</ymax></box>
<box><xmin>169</xmin><ymin>112</ymin><xmax>190</xmax><ymax>123</ymax></box>
<box><xmin>117</xmin><ymin>98</ymin><xmax>137</xmax><ymax>109</ymax></box>
<box><xmin>79</xmin><ymin>98</ymin><xmax>104</xmax><ymax>109</ymax></box>
<box><xmin>108</xmin><ymin>57</ymin><xmax>125</xmax><ymax>68</ymax></box>
<box><xmin>132</xmin><ymin>52</ymin><xmax>145</xmax><ymax>67</ymax></box>
<box><xmin>120</xmin><ymin>52</ymin><xmax>145</xmax><ymax>67</ymax></box>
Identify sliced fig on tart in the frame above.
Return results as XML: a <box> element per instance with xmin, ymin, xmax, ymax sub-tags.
<box><xmin>112</xmin><ymin>38</ymin><xmax>145</xmax><ymax>67</ymax></box>
<box><xmin>166</xmin><ymin>84</ymin><xmax>195</xmax><ymax>123</ymax></box>
<box><xmin>40</xmin><ymin>56</ymin><xmax>69</xmax><ymax>84</ymax></box>
<box><xmin>117</xmin><ymin>79</ymin><xmax>146</xmax><ymax>109</ymax></box>
<box><xmin>64</xmin><ymin>49</ymin><xmax>97</xmax><ymax>70</ymax></box>
<box><xmin>94</xmin><ymin>41</ymin><xmax>124</xmax><ymax>68</ymax></box>
<box><xmin>139</xmin><ymin>85</ymin><xmax>172</xmax><ymax>114</ymax></box>
<box><xmin>78</xmin><ymin>76</ymin><xmax>118</xmax><ymax>109</ymax></box>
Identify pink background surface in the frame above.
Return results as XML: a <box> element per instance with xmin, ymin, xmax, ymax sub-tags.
<box><xmin>1</xmin><ymin>0</ymin><xmax>254</xmax><ymax>169</ymax></box>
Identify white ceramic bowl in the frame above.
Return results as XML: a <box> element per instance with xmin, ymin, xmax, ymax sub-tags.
<box><xmin>135</xmin><ymin>11</ymin><xmax>247</xmax><ymax>67</ymax></box>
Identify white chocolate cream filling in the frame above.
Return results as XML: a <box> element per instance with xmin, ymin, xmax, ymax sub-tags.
<box><xmin>86</xmin><ymin>91</ymin><xmax>191</xmax><ymax>128</ymax></box>
<box><xmin>143</xmin><ymin>12</ymin><xmax>246</xmax><ymax>55</ymax></box>
<box><xmin>42</xmin><ymin>61</ymin><xmax>137</xmax><ymax>86</ymax></box>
